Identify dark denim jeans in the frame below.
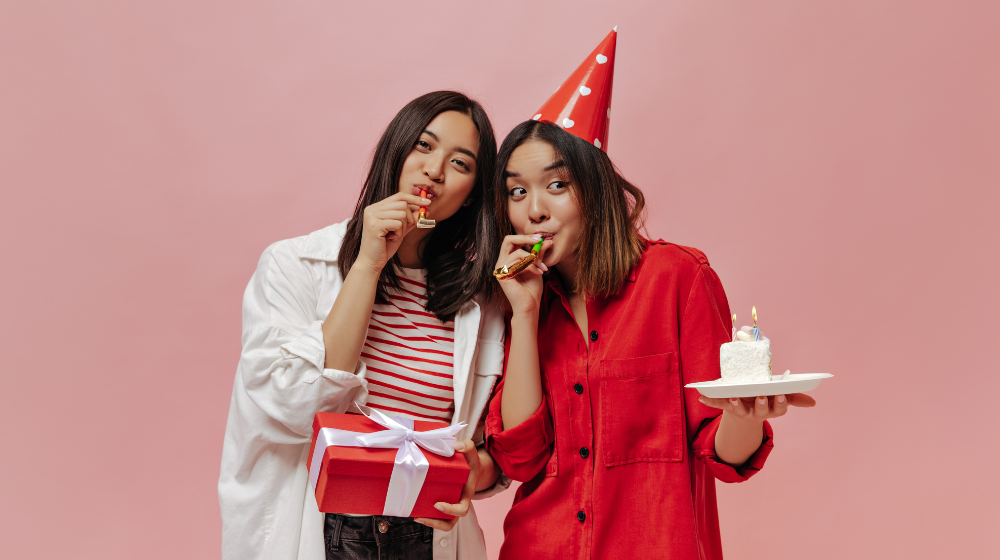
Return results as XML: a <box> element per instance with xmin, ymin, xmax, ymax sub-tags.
<box><xmin>324</xmin><ymin>514</ymin><xmax>433</xmax><ymax>560</ymax></box>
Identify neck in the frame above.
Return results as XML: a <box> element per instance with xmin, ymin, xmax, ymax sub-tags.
<box><xmin>396</xmin><ymin>227</ymin><xmax>431</xmax><ymax>268</ymax></box>
<box><xmin>554</xmin><ymin>257</ymin><xmax>581</xmax><ymax>297</ymax></box>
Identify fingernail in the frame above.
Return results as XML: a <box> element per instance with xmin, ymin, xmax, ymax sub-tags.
<box><xmin>777</xmin><ymin>395</ymin><xmax>785</xmax><ymax>403</ymax></box>
<box><xmin>422</xmin><ymin>198</ymin><xmax>431</xmax><ymax>204</ymax></box>
<box><xmin>434</xmin><ymin>503</ymin><xmax>445</xmax><ymax>511</ymax></box>
<box><xmin>757</xmin><ymin>397</ymin><xmax>767</xmax><ymax>406</ymax></box>
<box><xmin>453</xmin><ymin>441</ymin><xmax>465</xmax><ymax>452</ymax></box>
<box><xmin>531</xmin><ymin>233</ymin><xmax>542</xmax><ymax>240</ymax></box>
<box><xmin>538</xmin><ymin>262</ymin><xmax>549</xmax><ymax>271</ymax></box>
<box><xmin>729</xmin><ymin>398</ymin><xmax>740</xmax><ymax>407</ymax></box>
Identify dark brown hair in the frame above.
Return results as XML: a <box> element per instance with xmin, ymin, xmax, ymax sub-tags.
<box><xmin>338</xmin><ymin>91</ymin><xmax>499</xmax><ymax>321</ymax></box>
<box><xmin>492</xmin><ymin>120</ymin><xmax>645</xmax><ymax>299</ymax></box>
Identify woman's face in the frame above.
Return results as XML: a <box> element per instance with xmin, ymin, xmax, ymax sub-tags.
<box><xmin>398</xmin><ymin>110</ymin><xmax>479</xmax><ymax>222</ymax></box>
<box><xmin>505</xmin><ymin>140</ymin><xmax>583</xmax><ymax>268</ymax></box>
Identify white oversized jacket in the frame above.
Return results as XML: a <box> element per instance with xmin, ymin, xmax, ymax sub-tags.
<box><xmin>219</xmin><ymin>220</ymin><xmax>509</xmax><ymax>560</ymax></box>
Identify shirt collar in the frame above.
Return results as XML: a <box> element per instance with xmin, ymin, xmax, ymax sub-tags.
<box><xmin>543</xmin><ymin>248</ymin><xmax>644</xmax><ymax>301</ymax></box>
<box><xmin>296</xmin><ymin>219</ymin><xmax>351</xmax><ymax>262</ymax></box>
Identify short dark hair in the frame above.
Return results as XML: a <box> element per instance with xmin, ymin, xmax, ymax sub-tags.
<box><xmin>492</xmin><ymin>120</ymin><xmax>645</xmax><ymax>299</ymax></box>
<box><xmin>338</xmin><ymin>91</ymin><xmax>500</xmax><ymax>321</ymax></box>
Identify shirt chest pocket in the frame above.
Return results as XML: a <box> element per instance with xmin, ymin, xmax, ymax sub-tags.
<box><xmin>597</xmin><ymin>352</ymin><xmax>684</xmax><ymax>467</ymax></box>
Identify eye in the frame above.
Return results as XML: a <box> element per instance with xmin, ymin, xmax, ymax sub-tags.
<box><xmin>415</xmin><ymin>140</ymin><xmax>431</xmax><ymax>151</ymax></box>
<box><xmin>508</xmin><ymin>186</ymin><xmax>527</xmax><ymax>200</ymax></box>
<box><xmin>549</xmin><ymin>181</ymin><xmax>569</xmax><ymax>191</ymax></box>
<box><xmin>452</xmin><ymin>158</ymin><xmax>470</xmax><ymax>170</ymax></box>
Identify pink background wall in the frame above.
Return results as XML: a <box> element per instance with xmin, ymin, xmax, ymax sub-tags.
<box><xmin>2</xmin><ymin>1</ymin><xmax>997</xmax><ymax>558</ymax></box>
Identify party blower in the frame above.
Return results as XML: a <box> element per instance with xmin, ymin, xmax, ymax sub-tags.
<box><xmin>416</xmin><ymin>189</ymin><xmax>435</xmax><ymax>228</ymax></box>
<box><xmin>493</xmin><ymin>239</ymin><xmax>544</xmax><ymax>280</ymax></box>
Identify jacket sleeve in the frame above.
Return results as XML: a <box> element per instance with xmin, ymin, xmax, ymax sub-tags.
<box><xmin>681</xmin><ymin>264</ymin><xmax>773</xmax><ymax>482</ymax></box>
<box><xmin>484</xmin><ymin>323</ymin><xmax>555</xmax><ymax>482</ymax></box>
<box><xmin>238</xmin><ymin>241</ymin><xmax>368</xmax><ymax>438</ymax></box>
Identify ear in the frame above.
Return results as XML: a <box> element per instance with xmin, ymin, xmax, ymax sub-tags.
<box><xmin>461</xmin><ymin>197</ymin><xmax>474</xmax><ymax>207</ymax></box>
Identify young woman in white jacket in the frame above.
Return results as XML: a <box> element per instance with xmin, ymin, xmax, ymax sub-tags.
<box><xmin>219</xmin><ymin>91</ymin><xmax>509</xmax><ymax>560</ymax></box>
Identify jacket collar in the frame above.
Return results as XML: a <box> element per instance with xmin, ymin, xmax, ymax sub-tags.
<box><xmin>297</xmin><ymin>219</ymin><xmax>351</xmax><ymax>262</ymax></box>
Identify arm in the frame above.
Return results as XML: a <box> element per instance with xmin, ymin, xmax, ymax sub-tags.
<box><xmin>321</xmin><ymin>192</ymin><xmax>428</xmax><ymax>371</ymax></box>
<box><xmin>685</xmin><ymin>266</ymin><xmax>816</xmax><ymax>466</ymax></box>
<box><xmin>681</xmin><ymin>264</ymin><xmax>775</xmax><ymax>481</ymax></box>
<box><xmin>493</xmin><ymin>234</ymin><xmax>551</xmax><ymax>430</ymax></box>
<box><xmin>239</xmin><ymin>243</ymin><xmax>369</xmax><ymax>437</ymax></box>
<box><xmin>500</xmin><ymin>310</ymin><xmax>543</xmax><ymax>429</ymax></box>
<box><xmin>480</xmin><ymin>235</ymin><xmax>558</xmax><ymax>481</ymax></box>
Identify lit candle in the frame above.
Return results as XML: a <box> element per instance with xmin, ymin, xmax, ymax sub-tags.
<box><xmin>731</xmin><ymin>314</ymin><xmax>737</xmax><ymax>342</ymax></box>
<box><xmin>752</xmin><ymin>306</ymin><xmax>760</xmax><ymax>341</ymax></box>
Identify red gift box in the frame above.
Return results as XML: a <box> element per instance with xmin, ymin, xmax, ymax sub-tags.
<box><xmin>308</xmin><ymin>412</ymin><xmax>470</xmax><ymax>519</ymax></box>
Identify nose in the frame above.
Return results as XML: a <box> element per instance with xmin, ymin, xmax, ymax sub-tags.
<box><xmin>423</xmin><ymin>152</ymin><xmax>445</xmax><ymax>183</ymax></box>
<box><xmin>527</xmin><ymin>189</ymin><xmax>549</xmax><ymax>224</ymax></box>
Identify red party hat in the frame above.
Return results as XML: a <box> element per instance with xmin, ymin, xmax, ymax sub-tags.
<box><xmin>532</xmin><ymin>28</ymin><xmax>617</xmax><ymax>151</ymax></box>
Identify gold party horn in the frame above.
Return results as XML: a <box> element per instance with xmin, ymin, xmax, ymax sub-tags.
<box><xmin>493</xmin><ymin>239</ymin><xmax>544</xmax><ymax>280</ymax></box>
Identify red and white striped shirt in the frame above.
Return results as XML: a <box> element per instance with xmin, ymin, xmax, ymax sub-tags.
<box><xmin>361</xmin><ymin>268</ymin><xmax>455</xmax><ymax>423</ymax></box>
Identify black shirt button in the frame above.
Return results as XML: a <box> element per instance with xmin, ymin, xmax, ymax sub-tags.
<box><xmin>574</xmin><ymin>383</ymin><xmax>584</xmax><ymax>394</ymax></box>
<box><xmin>590</xmin><ymin>330</ymin><xmax>598</xmax><ymax>341</ymax></box>
<box><xmin>580</xmin><ymin>447</ymin><xmax>589</xmax><ymax>458</ymax></box>
<box><xmin>577</xmin><ymin>511</ymin><xmax>586</xmax><ymax>522</ymax></box>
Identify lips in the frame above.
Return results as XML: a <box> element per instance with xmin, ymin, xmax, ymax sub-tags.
<box><xmin>413</xmin><ymin>185</ymin><xmax>436</xmax><ymax>199</ymax></box>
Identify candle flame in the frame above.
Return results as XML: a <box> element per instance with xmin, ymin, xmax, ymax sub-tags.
<box><xmin>752</xmin><ymin>306</ymin><xmax>757</xmax><ymax>326</ymax></box>
<box><xmin>732</xmin><ymin>314</ymin><xmax>736</xmax><ymax>325</ymax></box>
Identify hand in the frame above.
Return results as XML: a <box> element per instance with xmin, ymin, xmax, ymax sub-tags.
<box><xmin>494</xmin><ymin>235</ymin><xmax>552</xmax><ymax>316</ymax></box>
<box><xmin>413</xmin><ymin>439</ymin><xmax>484</xmax><ymax>532</ymax></box>
<box><xmin>356</xmin><ymin>192</ymin><xmax>430</xmax><ymax>271</ymax></box>
<box><xmin>698</xmin><ymin>393</ymin><xmax>817</xmax><ymax>424</ymax></box>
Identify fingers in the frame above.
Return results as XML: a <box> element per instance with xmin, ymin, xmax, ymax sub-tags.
<box><xmin>771</xmin><ymin>394</ymin><xmax>789</xmax><ymax>418</ymax></box>
<box><xmin>368</xmin><ymin>207</ymin><xmax>418</xmax><ymax>241</ymax></box>
<box><xmin>367</xmin><ymin>197</ymin><xmax>429</xmax><ymax>223</ymax></box>
<box><xmin>534</xmin><ymin>239</ymin><xmax>553</xmax><ymax>272</ymax></box>
<box><xmin>424</xmin><ymin>439</ymin><xmax>478</xmax><ymax>522</ymax></box>
<box><xmin>432</xmin><ymin>497</ymin><xmax>471</xmax><ymax>518</ymax></box>
<box><xmin>494</xmin><ymin>248</ymin><xmax>532</xmax><ymax>273</ymax></box>
<box><xmin>414</xmin><ymin>516</ymin><xmax>458</xmax><ymax>531</ymax></box>
<box><xmin>385</xmin><ymin>191</ymin><xmax>432</xmax><ymax>207</ymax></box>
<box><xmin>752</xmin><ymin>396</ymin><xmax>770</xmax><ymax>421</ymax></box>
<box><xmin>374</xmin><ymin>210</ymin><xmax>410</xmax><ymax>224</ymax></box>
<box><xmin>500</xmin><ymin>234</ymin><xmax>544</xmax><ymax>256</ymax></box>
<box><xmin>697</xmin><ymin>396</ymin><xmax>731</xmax><ymax>410</ymax></box>
<box><xmin>374</xmin><ymin>219</ymin><xmax>404</xmax><ymax>237</ymax></box>
<box><xmin>786</xmin><ymin>393</ymin><xmax>817</xmax><ymax>407</ymax></box>
<box><xmin>700</xmin><ymin>391</ymin><xmax>816</xmax><ymax>422</ymax></box>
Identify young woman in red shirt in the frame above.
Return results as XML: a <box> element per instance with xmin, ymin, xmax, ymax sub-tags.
<box><xmin>486</xmin><ymin>117</ymin><xmax>818</xmax><ymax>560</ymax></box>
<box><xmin>484</xmin><ymin>29</ymin><xmax>817</xmax><ymax>558</ymax></box>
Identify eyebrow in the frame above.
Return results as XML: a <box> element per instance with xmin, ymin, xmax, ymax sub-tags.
<box><xmin>421</xmin><ymin>129</ymin><xmax>477</xmax><ymax>162</ymax></box>
<box><xmin>503</xmin><ymin>159</ymin><xmax>566</xmax><ymax>178</ymax></box>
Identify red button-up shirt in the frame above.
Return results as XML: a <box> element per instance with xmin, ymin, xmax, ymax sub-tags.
<box><xmin>486</xmin><ymin>241</ymin><xmax>773</xmax><ymax>560</ymax></box>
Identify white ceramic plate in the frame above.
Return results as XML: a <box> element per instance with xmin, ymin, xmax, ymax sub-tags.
<box><xmin>685</xmin><ymin>373</ymin><xmax>833</xmax><ymax>399</ymax></box>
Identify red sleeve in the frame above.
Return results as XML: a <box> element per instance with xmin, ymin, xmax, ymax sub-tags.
<box><xmin>681</xmin><ymin>263</ymin><xmax>774</xmax><ymax>482</ymax></box>
<box><xmin>484</xmin><ymin>320</ymin><xmax>555</xmax><ymax>482</ymax></box>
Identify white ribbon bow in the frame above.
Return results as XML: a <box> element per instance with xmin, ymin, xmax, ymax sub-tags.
<box><xmin>309</xmin><ymin>405</ymin><xmax>466</xmax><ymax>517</ymax></box>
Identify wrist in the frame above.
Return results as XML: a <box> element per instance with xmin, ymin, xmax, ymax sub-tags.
<box><xmin>351</xmin><ymin>257</ymin><xmax>384</xmax><ymax>278</ymax></box>
<box><xmin>722</xmin><ymin>409</ymin><xmax>765</xmax><ymax>428</ymax></box>
<box><xmin>510</xmin><ymin>306</ymin><xmax>540</xmax><ymax>323</ymax></box>
<box><xmin>475</xmin><ymin>448</ymin><xmax>500</xmax><ymax>492</ymax></box>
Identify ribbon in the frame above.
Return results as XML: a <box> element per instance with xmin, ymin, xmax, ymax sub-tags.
<box><xmin>308</xmin><ymin>405</ymin><xmax>466</xmax><ymax>517</ymax></box>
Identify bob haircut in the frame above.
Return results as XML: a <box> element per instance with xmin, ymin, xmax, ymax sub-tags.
<box><xmin>493</xmin><ymin>120</ymin><xmax>645</xmax><ymax>299</ymax></box>
<box><xmin>338</xmin><ymin>91</ymin><xmax>500</xmax><ymax>322</ymax></box>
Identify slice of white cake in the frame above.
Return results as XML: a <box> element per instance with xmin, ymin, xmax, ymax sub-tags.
<box><xmin>719</xmin><ymin>337</ymin><xmax>772</xmax><ymax>383</ymax></box>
